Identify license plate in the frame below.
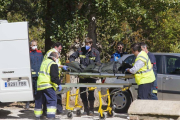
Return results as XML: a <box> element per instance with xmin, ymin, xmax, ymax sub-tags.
<box><xmin>5</xmin><ymin>81</ymin><xmax>27</xmax><ymax>87</ymax></box>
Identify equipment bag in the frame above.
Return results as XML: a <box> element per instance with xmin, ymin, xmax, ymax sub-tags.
<box><xmin>65</xmin><ymin>61</ymin><xmax>85</xmax><ymax>72</ymax></box>
<box><xmin>101</xmin><ymin>61</ymin><xmax>121</xmax><ymax>74</ymax></box>
<box><xmin>83</xmin><ymin>62</ymin><xmax>103</xmax><ymax>73</ymax></box>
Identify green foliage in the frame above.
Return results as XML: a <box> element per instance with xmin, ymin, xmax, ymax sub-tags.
<box><xmin>1</xmin><ymin>0</ymin><xmax>180</xmax><ymax>63</ymax></box>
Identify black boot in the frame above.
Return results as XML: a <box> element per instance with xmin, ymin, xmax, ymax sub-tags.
<box><xmin>89</xmin><ymin>101</ymin><xmax>94</xmax><ymax>116</ymax></box>
<box><xmin>82</xmin><ymin>101</ymin><xmax>89</xmax><ymax>115</ymax></box>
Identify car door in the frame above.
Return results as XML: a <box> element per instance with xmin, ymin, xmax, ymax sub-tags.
<box><xmin>162</xmin><ymin>55</ymin><xmax>180</xmax><ymax>100</ymax></box>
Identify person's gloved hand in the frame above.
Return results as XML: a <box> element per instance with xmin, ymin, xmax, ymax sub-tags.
<box><xmin>58</xmin><ymin>85</ymin><xmax>62</xmax><ymax>91</ymax></box>
<box><xmin>62</xmin><ymin>65</ymin><xmax>68</xmax><ymax>71</ymax></box>
<box><xmin>125</xmin><ymin>68</ymin><xmax>129</xmax><ymax>73</ymax></box>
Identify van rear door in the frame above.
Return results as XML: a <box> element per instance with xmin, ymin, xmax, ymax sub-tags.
<box><xmin>0</xmin><ymin>21</ymin><xmax>34</xmax><ymax>102</ymax></box>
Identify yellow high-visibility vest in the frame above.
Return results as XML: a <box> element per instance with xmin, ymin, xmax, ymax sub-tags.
<box><xmin>37</xmin><ymin>59</ymin><xmax>58</xmax><ymax>91</ymax></box>
<box><xmin>134</xmin><ymin>51</ymin><xmax>155</xmax><ymax>85</ymax></box>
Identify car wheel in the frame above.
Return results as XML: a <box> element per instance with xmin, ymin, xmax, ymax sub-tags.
<box><xmin>110</xmin><ymin>89</ymin><xmax>132</xmax><ymax>113</ymax></box>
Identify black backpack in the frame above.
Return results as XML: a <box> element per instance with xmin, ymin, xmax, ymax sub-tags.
<box><xmin>118</xmin><ymin>62</ymin><xmax>133</xmax><ymax>74</ymax></box>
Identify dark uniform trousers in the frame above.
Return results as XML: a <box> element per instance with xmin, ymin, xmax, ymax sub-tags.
<box><xmin>56</xmin><ymin>94</ymin><xmax>63</xmax><ymax>113</ymax></box>
<box><xmin>138</xmin><ymin>82</ymin><xmax>153</xmax><ymax>99</ymax></box>
<box><xmin>79</xmin><ymin>78</ymin><xmax>96</xmax><ymax>102</ymax></box>
<box><xmin>35</xmin><ymin>87</ymin><xmax>57</xmax><ymax>118</ymax></box>
<box><xmin>32</xmin><ymin>77</ymin><xmax>38</xmax><ymax>97</ymax></box>
<box><xmin>43</xmin><ymin>93</ymin><xmax>63</xmax><ymax>114</ymax></box>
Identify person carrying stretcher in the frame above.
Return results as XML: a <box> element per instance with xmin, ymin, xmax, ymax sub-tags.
<box><xmin>69</xmin><ymin>37</ymin><xmax>100</xmax><ymax>116</ymax></box>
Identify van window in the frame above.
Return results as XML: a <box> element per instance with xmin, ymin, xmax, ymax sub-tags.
<box><xmin>124</xmin><ymin>55</ymin><xmax>135</xmax><ymax>64</ymax></box>
<box><xmin>155</xmin><ymin>55</ymin><xmax>162</xmax><ymax>74</ymax></box>
<box><xmin>165</xmin><ymin>55</ymin><xmax>180</xmax><ymax>75</ymax></box>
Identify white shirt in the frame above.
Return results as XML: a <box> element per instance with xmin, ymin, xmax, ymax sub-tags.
<box><xmin>129</xmin><ymin>51</ymin><xmax>145</xmax><ymax>74</ymax></box>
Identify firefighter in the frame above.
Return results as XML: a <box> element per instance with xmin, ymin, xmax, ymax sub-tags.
<box><xmin>126</xmin><ymin>43</ymin><xmax>155</xmax><ymax>99</ymax></box>
<box><xmin>25</xmin><ymin>40</ymin><xmax>43</xmax><ymax>110</ymax></box>
<box><xmin>69</xmin><ymin>37</ymin><xmax>100</xmax><ymax>116</ymax></box>
<box><xmin>43</xmin><ymin>42</ymin><xmax>68</xmax><ymax>115</ymax></box>
<box><xmin>34</xmin><ymin>52</ymin><xmax>62</xmax><ymax>120</ymax></box>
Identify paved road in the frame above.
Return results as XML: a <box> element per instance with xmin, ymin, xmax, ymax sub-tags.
<box><xmin>0</xmin><ymin>103</ymin><xmax>128</xmax><ymax>120</ymax></box>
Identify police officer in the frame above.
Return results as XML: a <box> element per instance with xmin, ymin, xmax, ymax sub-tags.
<box><xmin>110</xmin><ymin>42</ymin><xmax>127</xmax><ymax>61</ymax></box>
<box><xmin>25</xmin><ymin>40</ymin><xmax>43</xmax><ymax>110</ymax></box>
<box><xmin>43</xmin><ymin>42</ymin><xmax>68</xmax><ymax>115</ymax></box>
<box><xmin>140</xmin><ymin>42</ymin><xmax>158</xmax><ymax>100</ymax></box>
<box><xmin>69</xmin><ymin>37</ymin><xmax>100</xmax><ymax>115</ymax></box>
<box><xmin>126</xmin><ymin>43</ymin><xmax>155</xmax><ymax>99</ymax></box>
<box><xmin>34</xmin><ymin>52</ymin><xmax>62</xmax><ymax>120</ymax></box>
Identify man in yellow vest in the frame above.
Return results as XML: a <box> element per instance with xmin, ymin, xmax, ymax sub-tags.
<box><xmin>43</xmin><ymin>42</ymin><xmax>68</xmax><ymax>115</ymax></box>
<box><xmin>34</xmin><ymin>52</ymin><xmax>62</xmax><ymax>120</ymax></box>
<box><xmin>126</xmin><ymin>43</ymin><xmax>155</xmax><ymax>99</ymax></box>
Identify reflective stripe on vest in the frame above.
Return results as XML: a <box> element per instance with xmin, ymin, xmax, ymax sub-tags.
<box><xmin>136</xmin><ymin>56</ymin><xmax>150</xmax><ymax>74</ymax></box>
<box><xmin>153</xmin><ymin>90</ymin><xmax>158</xmax><ymax>93</ymax></box>
<box><xmin>34</xmin><ymin>109</ymin><xmax>43</xmax><ymax>117</ymax></box>
<box><xmin>136</xmin><ymin>68</ymin><xmax>152</xmax><ymax>74</ymax></box>
<box><xmin>79</xmin><ymin>55</ymin><xmax>86</xmax><ymax>58</ymax></box>
<box><xmin>39</xmin><ymin>71</ymin><xmax>50</xmax><ymax>75</ymax></box>
<box><xmin>89</xmin><ymin>57</ymin><xmax>95</xmax><ymax>60</ymax></box>
<box><xmin>32</xmin><ymin>72</ymin><xmax>36</xmax><ymax>75</ymax></box>
<box><xmin>47</xmin><ymin>106</ymin><xmax>56</xmax><ymax>115</ymax></box>
<box><xmin>37</xmin><ymin>83</ymin><xmax>52</xmax><ymax>88</ymax></box>
<box><xmin>80</xmin><ymin>55</ymin><xmax>95</xmax><ymax>60</ymax></box>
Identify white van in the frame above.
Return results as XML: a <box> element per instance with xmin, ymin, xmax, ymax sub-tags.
<box><xmin>0</xmin><ymin>21</ymin><xmax>34</xmax><ymax>102</ymax></box>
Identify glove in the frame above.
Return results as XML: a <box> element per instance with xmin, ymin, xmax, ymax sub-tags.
<box><xmin>125</xmin><ymin>68</ymin><xmax>129</xmax><ymax>73</ymax></box>
<box><xmin>62</xmin><ymin>65</ymin><xmax>68</xmax><ymax>71</ymax></box>
<box><xmin>58</xmin><ymin>85</ymin><xmax>62</xmax><ymax>91</ymax></box>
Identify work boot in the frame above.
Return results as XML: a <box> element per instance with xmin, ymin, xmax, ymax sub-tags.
<box><xmin>82</xmin><ymin>101</ymin><xmax>89</xmax><ymax>115</ymax></box>
<box><xmin>89</xmin><ymin>101</ymin><xmax>94</xmax><ymax>116</ymax></box>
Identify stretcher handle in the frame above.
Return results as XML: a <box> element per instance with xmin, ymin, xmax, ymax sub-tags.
<box><xmin>131</xmin><ymin>83</ymin><xmax>137</xmax><ymax>85</ymax></box>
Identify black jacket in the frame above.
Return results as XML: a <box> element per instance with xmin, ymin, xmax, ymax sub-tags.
<box><xmin>48</xmin><ymin>57</ymin><xmax>61</xmax><ymax>85</ymax></box>
<box><xmin>69</xmin><ymin>47</ymin><xmax>100</xmax><ymax>66</ymax></box>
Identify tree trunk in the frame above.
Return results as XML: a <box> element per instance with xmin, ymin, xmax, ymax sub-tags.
<box><xmin>45</xmin><ymin>0</ymin><xmax>53</xmax><ymax>52</ymax></box>
<box><xmin>87</xmin><ymin>13</ymin><xmax>97</xmax><ymax>49</ymax></box>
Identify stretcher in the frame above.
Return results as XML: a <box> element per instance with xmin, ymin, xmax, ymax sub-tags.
<box><xmin>58</xmin><ymin>72</ymin><xmax>135</xmax><ymax>120</ymax></box>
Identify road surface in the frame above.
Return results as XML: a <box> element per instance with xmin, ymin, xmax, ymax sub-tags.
<box><xmin>0</xmin><ymin>102</ymin><xmax>128</xmax><ymax>120</ymax></box>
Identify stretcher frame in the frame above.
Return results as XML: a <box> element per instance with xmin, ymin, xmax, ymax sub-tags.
<box><xmin>60</xmin><ymin>72</ymin><xmax>135</xmax><ymax>120</ymax></box>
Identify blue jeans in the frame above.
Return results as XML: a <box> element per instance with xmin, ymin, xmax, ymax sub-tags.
<box><xmin>151</xmin><ymin>71</ymin><xmax>158</xmax><ymax>100</ymax></box>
